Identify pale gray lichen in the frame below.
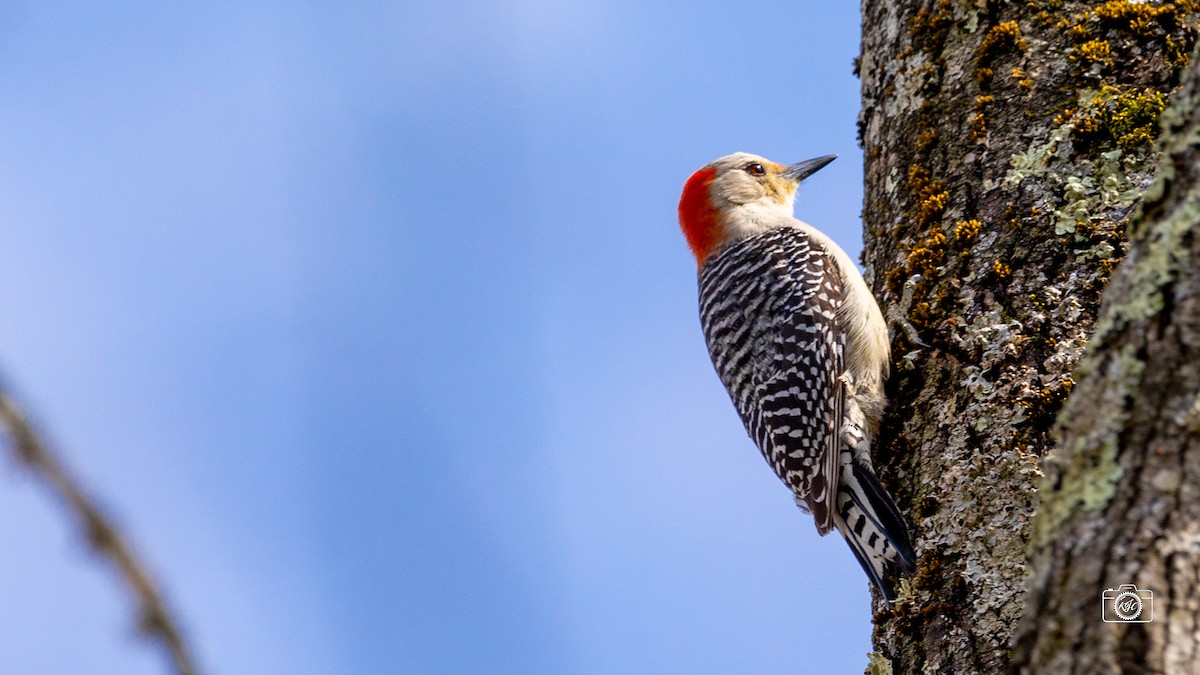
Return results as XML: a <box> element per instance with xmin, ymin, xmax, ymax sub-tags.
<box><xmin>1055</xmin><ymin>174</ymin><xmax>1095</xmax><ymax>234</ymax></box>
<box><xmin>952</xmin><ymin>307</ymin><xmax>1025</xmax><ymax>372</ymax></box>
<box><xmin>1005</xmin><ymin>89</ymin><xmax>1159</xmax><ymax>242</ymax></box>
<box><xmin>866</xmin><ymin>652</ymin><xmax>893</xmax><ymax>675</ymax></box>
<box><xmin>1093</xmin><ymin>187</ymin><xmax>1200</xmax><ymax>338</ymax></box>
<box><xmin>1031</xmin><ymin>344</ymin><xmax>1145</xmax><ymax>549</ymax></box>
<box><xmin>1005</xmin><ymin>123</ymin><xmax>1075</xmax><ymax>189</ymax></box>
<box><xmin>886</xmin><ymin>50</ymin><xmax>937</xmax><ymax>119</ymax></box>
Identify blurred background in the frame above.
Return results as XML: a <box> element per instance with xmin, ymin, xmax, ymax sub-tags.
<box><xmin>0</xmin><ymin>2</ymin><xmax>871</xmax><ymax>673</ymax></box>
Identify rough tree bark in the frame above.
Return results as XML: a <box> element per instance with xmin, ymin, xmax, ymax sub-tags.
<box><xmin>857</xmin><ymin>1</ymin><xmax>1198</xmax><ymax>672</ymax></box>
<box><xmin>1013</xmin><ymin>42</ymin><xmax>1200</xmax><ymax>674</ymax></box>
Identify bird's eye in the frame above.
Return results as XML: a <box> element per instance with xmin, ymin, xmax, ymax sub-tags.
<box><xmin>745</xmin><ymin>163</ymin><xmax>766</xmax><ymax>176</ymax></box>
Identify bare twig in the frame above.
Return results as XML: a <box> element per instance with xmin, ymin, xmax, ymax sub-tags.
<box><xmin>0</xmin><ymin>386</ymin><xmax>199</xmax><ymax>675</ymax></box>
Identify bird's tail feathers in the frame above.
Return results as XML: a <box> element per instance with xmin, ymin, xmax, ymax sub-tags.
<box><xmin>834</xmin><ymin>459</ymin><xmax>915</xmax><ymax>605</ymax></box>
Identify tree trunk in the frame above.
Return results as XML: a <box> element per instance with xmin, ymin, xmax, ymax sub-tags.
<box><xmin>858</xmin><ymin>1</ymin><xmax>1198</xmax><ymax>672</ymax></box>
<box><xmin>1013</xmin><ymin>38</ymin><xmax>1200</xmax><ymax>675</ymax></box>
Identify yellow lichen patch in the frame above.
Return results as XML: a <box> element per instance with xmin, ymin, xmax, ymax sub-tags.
<box><xmin>971</xmin><ymin>95</ymin><xmax>995</xmax><ymax>141</ymax></box>
<box><xmin>992</xmin><ymin>260</ymin><xmax>1012</xmax><ymax>279</ymax></box>
<box><xmin>1166</xmin><ymin>35</ymin><xmax>1192</xmax><ymax>67</ymax></box>
<box><xmin>1067</xmin><ymin>22</ymin><xmax>1092</xmax><ymax>39</ymax></box>
<box><xmin>910</xmin><ymin>0</ymin><xmax>953</xmax><ymax>43</ymax></box>
<box><xmin>916</xmin><ymin>129</ymin><xmax>938</xmax><ymax>153</ymax></box>
<box><xmin>971</xmin><ymin>112</ymin><xmax>988</xmax><ymax>141</ymax></box>
<box><xmin>1068</xmin><ymin>84</ymin><xmax>1169</xmax><ymax>151</ymax></box>
<box><xmin>887</xmin><ymin>163</ymin><xmax>955</xmax><ymax>328</ymax></box>
<box><xmin>978</xmin><ymin>21</ymin><xmax>1027</xmax><ymax>63</ymax></box>
<box><xmin>1050</xmin><ymin>0</ymin><xmax>1199</xmax><ymax>92</ymax></box>
<box><xmin>908</xmin><ymin>165</ymin><xmax>949</xmax><ymax>228</ymax></box>
<box><xmin>1072</xmin><ymin>38</ymin><xmax>1114</xmax><ymax>67</ymax></box>
<box><xmin>884</xmin><ymin>267</ymin><xmax>906</xmax><ymax>295</ymax></box>
<box><xmin>1094</xmin><ymin>0</ymin><xmax>1178</xmax><ymax>37</ymax></box>
<box><xmin>917</xmin><ymin>190</ymin><xmax>949</xmax><ymax>224</ymax></box>
<box><xmin>954</xmin><ymin>219</ymin><xmax>982</xmax><ymax>244</ymax></box>
<box><xmin>906</xmin><ymin>230</ymin><xmax>948</xmax><ymax>277</ymax></box>
<box><xmin>1109</xmin><ymin>89</ymin><xmax>1168</xmax><ymax>147</ymax></box>
<box><xmin>1011</xmin><ymin>68</ymin><xmax>1034</xmax><ymax>89</ymax></box>
<box><xmin>909</xmin><ymin>300</ymin><xmax>935</xmax><ymax>329</ymax></box>
<box><xmin>975</xmin><ymin>20</ymin><xmax>1027</xmax><ymax>88</ymax></box>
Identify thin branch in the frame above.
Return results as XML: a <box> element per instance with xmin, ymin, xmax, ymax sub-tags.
<box><xmin>0</xmin><ymin>385</ymin><xmax>199</xmax><ymax>675</ymax></box>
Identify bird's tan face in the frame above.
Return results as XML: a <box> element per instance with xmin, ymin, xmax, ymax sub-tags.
<box><xmin>707</xmin><ymin>152</ymin><xmax>798</xmax><ymax>211</ymax></box>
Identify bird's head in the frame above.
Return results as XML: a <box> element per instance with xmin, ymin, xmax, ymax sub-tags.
<box><xmin>677</xmin><ymin>152</ymin><xmax>835</xmax><ymax>266</ymax></box>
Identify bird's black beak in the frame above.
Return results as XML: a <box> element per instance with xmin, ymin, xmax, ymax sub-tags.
<box><xmin>782</xmin><ymin>155</ymin><xmax>837</xmax><ymax>182</ymax></box>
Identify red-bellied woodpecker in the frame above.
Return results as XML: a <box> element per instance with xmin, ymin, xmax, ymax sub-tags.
<box><xmin>678</xmin><ymin>152</ymin><xmax>914</xmax><ymax>603</ymax></box>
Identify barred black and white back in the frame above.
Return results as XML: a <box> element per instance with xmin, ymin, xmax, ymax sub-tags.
<box><xmin>698</xmin><ymin>226</ymin><xmax>915</xmax><ymax>603</ymax></box>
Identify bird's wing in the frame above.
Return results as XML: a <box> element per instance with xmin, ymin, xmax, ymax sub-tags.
<box><xmin>747</xmin><ymin>232</ymin><xmax>846</xmax><ymax>534</ymax></box>
<box><xmin>698</xmin><ymin>228</ymin><xmax>847</xmax><ymax>534</ymax></box>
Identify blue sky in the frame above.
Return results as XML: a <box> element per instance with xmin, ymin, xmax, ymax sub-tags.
<box><xmin>0</xmin><ymin>2</ymin><xmax>873</xmax><ymax>673</ymax></box>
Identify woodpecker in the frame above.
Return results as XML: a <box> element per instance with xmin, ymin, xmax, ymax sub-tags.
<box><xmin>678</xmin><ymin>152</ymin><xmax>914</xmax><ymax>603</ymax></box>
